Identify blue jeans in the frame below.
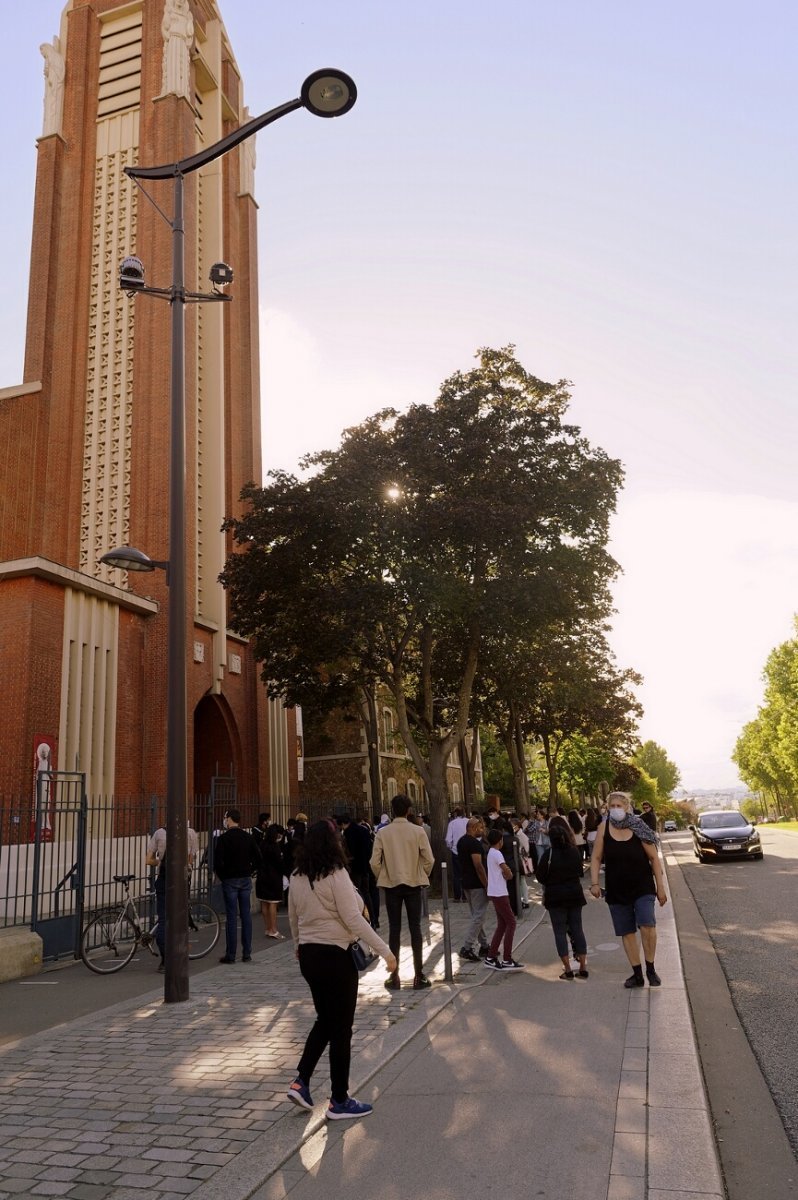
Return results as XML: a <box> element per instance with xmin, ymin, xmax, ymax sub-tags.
<box><xmin>608</xmin><ymin>894</ymin><xmax>656</xmax><ymax>937</ymax></box>
<box><xmin>221</xmin><ymin>877</ymin><xmax>253</xmax><ymax>959</ymax></box>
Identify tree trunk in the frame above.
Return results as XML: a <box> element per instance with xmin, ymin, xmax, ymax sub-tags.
<box><xmin>541</xmin><ymin>732</ymin><xmax>559</xmax><ymax>810</ymax></box>
<box><xmin>359</xmin><ymin>685</ymin><xmax>382</xmax><ymax>821</ymax></box>
<box><xmin>387</xmin><ymin>635</ymin><xmax>478</xmax><ymax>888</ymax></box>
<box><xmin>513</xmin><ymin>718</ymin><xmax>531</xmax><ymax>810</ymax></box>
<box><xmin>499</xmin><ymin>717</ymin><xmax>526</xmax><ymax>813</ymax></box>
<box><xmin>459</xmin><ymin>730</ymin><xmax>479</xmax><ymax>813</ymax></box>
<box><xmin>425</xmin><ymin>740</ymin><xmax>450</xmax><ymax>887</ymax></box>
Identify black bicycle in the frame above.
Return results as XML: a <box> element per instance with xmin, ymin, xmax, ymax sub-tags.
<box><xmin>80</xmin><ymin>873</ymin><xmax>220</xmax><ymax>974</ymax></box>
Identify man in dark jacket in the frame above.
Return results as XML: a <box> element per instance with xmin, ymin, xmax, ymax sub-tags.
<box><xmin>340</xmin><ymin>813</ymin><xmax>377</xmax><ymax>925</ymax></box>
<box><xmin>214</xmin><ymin>809</ymin><xmax>261</xmax><ymax>963</ymax></box>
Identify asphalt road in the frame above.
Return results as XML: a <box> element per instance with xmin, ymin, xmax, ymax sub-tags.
<box><xmin>667</xmin><ymin>825</ymin><xmax>798</xmax><ymax>1156</ymax></box>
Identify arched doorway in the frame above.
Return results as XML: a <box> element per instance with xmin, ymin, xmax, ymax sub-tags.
<box><xmin>193</xmin><ymin>695</ymin><xmax>241</xmax><ymax>816</ymax></box>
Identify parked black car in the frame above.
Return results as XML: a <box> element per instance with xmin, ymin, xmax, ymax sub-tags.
<box><xmin>690</xmin><ymin>811</ymin><xmax>763</xmax><ymax>863</ymax></box>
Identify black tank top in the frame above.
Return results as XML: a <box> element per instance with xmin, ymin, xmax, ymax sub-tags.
<box><xmin>603</xmin><ymin>828</ymin><xmax>655</xmax><ymax>905</ymax></box>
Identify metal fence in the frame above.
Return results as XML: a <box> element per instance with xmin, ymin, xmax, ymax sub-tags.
<box><xmin>0</xmin><ymin>784</ymin><xmax>374</xmax><ymax>959</ymax></box>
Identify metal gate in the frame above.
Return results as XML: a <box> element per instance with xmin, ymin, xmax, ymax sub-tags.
<box><xmin>30</xmin><ymin>772</ymin><xmax>87</xmax><ymax>959</ymax></box>
<box><xmin>210</xmin><ymin>774</ymin><xmax>236</xmax><ymax>810</ymax></box>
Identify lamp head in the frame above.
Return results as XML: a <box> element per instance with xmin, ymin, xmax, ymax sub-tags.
<box><xmin>300</xmin><ymin>69</ymin><xmax>357</xmax><ymax>118</ymax></box>
<box><xmin>100</xmin><ymin>546</ymin><xmax>162</xmax><ymax>572</ymax></box>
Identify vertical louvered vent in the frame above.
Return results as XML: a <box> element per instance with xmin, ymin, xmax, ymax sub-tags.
<box><xmin>98</xmin><ymin>8</ymin><xmax>142</xmax><ymax>120</ymax></box>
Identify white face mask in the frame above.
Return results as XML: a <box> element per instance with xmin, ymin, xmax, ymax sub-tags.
<box><xmin>609</xmin><ymin>807</ymin><xmax>627</xmax><ymax>822</ymax></box>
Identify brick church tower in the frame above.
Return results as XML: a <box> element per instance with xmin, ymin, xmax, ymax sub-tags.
<box><xmin>0</xmin><ymin>0</ymin><xmax>299</xmax><ymax>808</ymax></box>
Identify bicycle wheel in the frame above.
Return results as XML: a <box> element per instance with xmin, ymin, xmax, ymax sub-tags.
<box><xmin>187</xmin><ymin>901</ymin><xmax>220</xmax><ymax>959</ymax></box>
<box><xmin>80</xmin><ymin>912</ymin><xmax>139</xmax><ymax>974</ymax></box>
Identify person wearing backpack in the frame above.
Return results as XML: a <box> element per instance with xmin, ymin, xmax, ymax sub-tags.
<box><xmin>535</xmin><ymin>815</ymin><xmax>588</xmax><ymax>980</ymax></box>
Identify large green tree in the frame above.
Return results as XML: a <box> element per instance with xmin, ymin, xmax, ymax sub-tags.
<box><xmin>475</xmin><ymin>620</ymin><xmax>641</xmax><ymax>810</ymax></box>
<box><xmin>479</xmin><ymin>727</ymin><xmax>516</xmax><ymax>806</ymax></box>
<box><xmin>633</xmin><ymin>741</ymin><xmax>681</xmax><ymax>799</ymax></box>
<box><xmin>559</xmin><ymin>733</ymin><xmax>614</xmax><ymax>804</ymax></box>
<box><xmin>731</xmin><ymin>621</ymin><xmax>798</xmax><ymax>817</ymax></box>
<box><xmin>221</xmin><ymin>346</ymin><xmax>622</xmax><ymax>856</ymax></box>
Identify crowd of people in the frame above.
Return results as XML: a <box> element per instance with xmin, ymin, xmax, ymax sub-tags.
<box><xmin>146</xmin><ymin>791</ymin><xmax>667</xmax><ymax>1123</ymax></box>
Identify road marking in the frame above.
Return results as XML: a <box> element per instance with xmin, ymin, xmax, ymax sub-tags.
<box><xmin>18</xmin><ymin>980</ymin><xmax>58</xmax><ymax>985</ymax></box>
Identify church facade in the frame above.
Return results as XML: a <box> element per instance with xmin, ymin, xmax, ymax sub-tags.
<box><xmin>0</xmin><ymin>0</ymin><xmax>299</xmax><ymax>810</ymax></box>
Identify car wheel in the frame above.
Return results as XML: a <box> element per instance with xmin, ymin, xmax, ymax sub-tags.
<box><xmin>754</xmin><ymin>853</ymin><xmax>764</xmax><ymax>861</ymax></box>
<box><xmin>698</xmin><ymin>853</ymin><xmax>708</xmax><ymax>864</ymax></box>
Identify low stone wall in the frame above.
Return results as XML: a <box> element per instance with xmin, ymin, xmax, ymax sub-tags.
<box><xmin>0</xmin><ymin>926</ymin><xmax>43</xmax><ymax>983</ymax></box>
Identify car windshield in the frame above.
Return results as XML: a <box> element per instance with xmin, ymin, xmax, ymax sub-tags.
<box><xmin>698</xmin><ymin>813</ymin><xmax>747</xmax><ymax>830</ymax></box>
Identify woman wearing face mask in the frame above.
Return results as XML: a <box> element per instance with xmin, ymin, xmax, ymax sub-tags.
<box><xmin>589</xmin><ymin>792</ymin><xmax>667</xmax><ymax>988</ymax></box>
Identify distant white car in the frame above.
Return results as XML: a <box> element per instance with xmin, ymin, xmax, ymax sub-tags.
<box><xmin>663</xmin><ymin>820</ymin><xmax>678</xmax><ymax>832</ymax></box>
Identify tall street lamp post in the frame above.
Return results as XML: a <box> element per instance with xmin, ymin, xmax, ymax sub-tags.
<box><xmin>101</xmin><ymin>69</ymin><xmax>357</xmax><ymax>1003</ymax></box>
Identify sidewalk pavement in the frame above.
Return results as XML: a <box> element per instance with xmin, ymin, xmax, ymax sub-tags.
<box><xmin>0</xmin><ymin>866</ymin><xmax>723</xmax><ymax>1200</ymax></box>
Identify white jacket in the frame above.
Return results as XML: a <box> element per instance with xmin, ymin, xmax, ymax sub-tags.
<box><xmin>288</xmin><ymin>867</ymin><xmax>391</xmax><ymax>957</ymax></box>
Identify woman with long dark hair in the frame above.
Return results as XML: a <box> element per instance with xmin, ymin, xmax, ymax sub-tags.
<box><xmin>584</xmin><ymin>806</ymin><xmax>601</xmax><ymax>860</ymax></box>
<box><xmin>535</xmin><ymin>815</ymin><xmax>589</xmax><ymax>980</ymax></box>
<box><xmin>256</xmin><ymin>824</ymin><xmax>287</xmax><ymax>938</ymax></box>
<box><xmin>287</xmin><ymin>820</ymin><xmax>396</xmax><ymax>1121</ymax></box>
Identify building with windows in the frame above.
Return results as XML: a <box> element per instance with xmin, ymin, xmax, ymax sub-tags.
<box><xmin>299</xmin><ymin>688</ymin><xmax>483</xmax><ymax>818</ymax></box>
<box><xmin>0</xmin><ymin>0</ymin><xmax>298</xmax><ymax>809</ymax></box>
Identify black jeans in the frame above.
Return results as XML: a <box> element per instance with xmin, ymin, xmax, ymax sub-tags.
<box><xmin>350</xmin><ymin>869</ymin><xmax>377</xmax><ymax>926</ymax></box>
<box><xmin>450</xmin><ymin>852</ymin><xmax>463</xmax><ymax>900</ymax></box>
<box><xmin>549</xmin><ymin>904</ymin><xmax>588</xmax><ymax>958</ymax></box>
<box><xmin>297</xmin><ymin>943</ymin><xmax>359</xmax><ymax>1104</ymax></box>
<box><xmin>383</xmin><ymin>884</ymin><xmax>423</xmax><ymax>975</ymax></box>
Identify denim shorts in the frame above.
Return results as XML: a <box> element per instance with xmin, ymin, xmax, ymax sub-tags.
<box><xmin>608</xmin><ymin>894</ymin><xmax>656</xmax><ymax>936</ymax></box>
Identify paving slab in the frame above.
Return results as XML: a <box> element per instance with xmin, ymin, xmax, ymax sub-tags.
<box><xmin>1</xmin><ymin>859</ymin><xmax>724</xmax><ymax>1200</ymax></box>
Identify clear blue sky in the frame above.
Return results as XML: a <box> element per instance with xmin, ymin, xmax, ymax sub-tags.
<box><xmin>3</xmin><ymin>1</ymin><xmax>797</xmax><ymax>788</ymax></box>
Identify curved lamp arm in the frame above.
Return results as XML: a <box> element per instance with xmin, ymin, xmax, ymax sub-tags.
<box><xmin>125</xmin><ymin>67</ymin><xmax>357</xmax><ymax>181</ymax></box>
<box><xmin>126</xmin><ymin>98</ymin><xmax>302</xmax><ymax>180</ymax></box>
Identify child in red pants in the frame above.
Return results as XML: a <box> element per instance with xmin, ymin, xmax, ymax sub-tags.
<box><xmin>484</xmin><ymin>827</ymin><xmax>523</xmax><ymax>971</ymax></box>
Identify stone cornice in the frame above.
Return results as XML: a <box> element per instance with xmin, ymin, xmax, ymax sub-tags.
<box><xmin>0</xmin><ymin>381</ymin><xmax>42</xmax><ymax>402</ymax></box>
<box><xmin>0</xmin><ymin>557</ymin><xmax>159</xmax><ymax>616</ymax></box>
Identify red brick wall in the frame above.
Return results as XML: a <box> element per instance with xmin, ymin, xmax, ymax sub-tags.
<box><xmin>0</xmin><ymin>391</ymin><xmax>48</xmax><ymax>561</ymax></box>
<box><xmin>0</xmin><ymin>2</ymin><xmax>295</xmax><ymax>807</ymax></box>
<box><xmin>0</xmin><ymin>578</ymin><xmax>64</xmax><ymax>794</ymax></box>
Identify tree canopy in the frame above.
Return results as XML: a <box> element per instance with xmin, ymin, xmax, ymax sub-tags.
<box><xmin>221</xmin><ymin>346</ymin><xmax>626</xmax><ymax>850</ymax></box>
<box><xmin>732</xmin><ymin>621</ymin><xmax>798</xmax><ymax>818</ymax></box>
<box><xmin>633</xmin><ymin>740</ymin><xmax>681</xmax><ymax>799</ymax></box>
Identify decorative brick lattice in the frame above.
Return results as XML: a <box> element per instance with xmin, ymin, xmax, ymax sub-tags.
<box><xmin>81</xmin><ymin>142</ymin><xmax>137</xmax><ymax>578</ymax></box>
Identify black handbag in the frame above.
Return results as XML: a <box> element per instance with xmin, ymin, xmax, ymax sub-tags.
<box><xmin>349</xmin><ymin>940</ymin><xmax>377</xmax><ymax>971</ymax></box>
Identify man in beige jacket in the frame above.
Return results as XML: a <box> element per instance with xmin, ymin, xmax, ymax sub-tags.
<box><xmin>370</xmin><ymin>793</ymin><xmax>435</xmax><ymax>990</ymax></box>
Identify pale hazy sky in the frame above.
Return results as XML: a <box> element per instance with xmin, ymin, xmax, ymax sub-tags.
<box><xmin>3</xmin><ymin>2</ymin><xmax>797</xmax><ymax>788</ymax></box>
